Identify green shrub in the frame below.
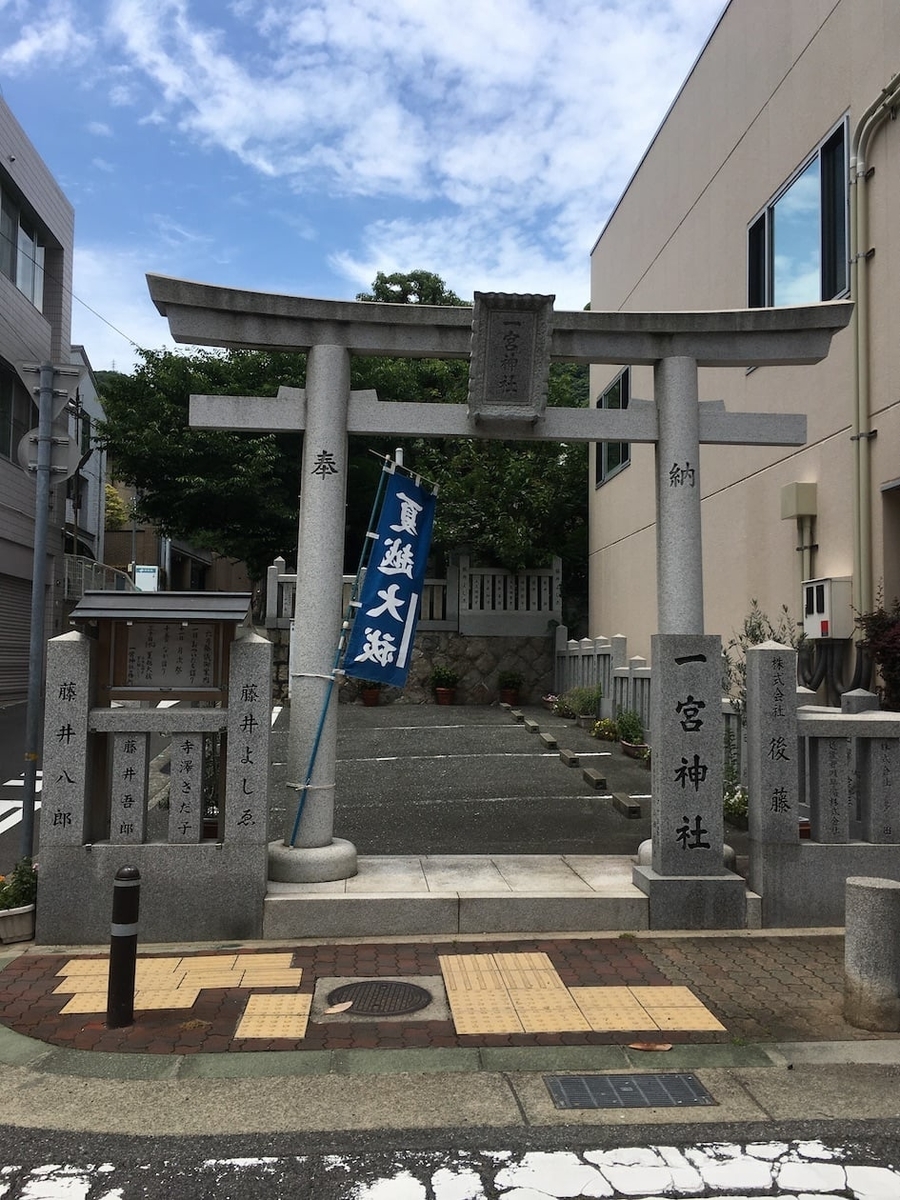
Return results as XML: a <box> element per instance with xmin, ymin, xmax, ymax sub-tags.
<box><xmin>616</xmin><ymin>708</ymin><xmax>645</xmax><ymax>744</ymax></box>
<box><xmin>555</xmin><ymin>685</ymin><xmax>602</xmax><ymax>718</ymax></box>
<box><xmin>0</xmin><ymin>859</ymin><xmax>36</xmax><ymax>910</ymax></box>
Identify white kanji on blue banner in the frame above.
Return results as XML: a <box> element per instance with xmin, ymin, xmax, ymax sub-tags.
<box><xmin>343</xmin><ymin>472</ymin><xmax>436</xmax><ymax>688</ymax></box>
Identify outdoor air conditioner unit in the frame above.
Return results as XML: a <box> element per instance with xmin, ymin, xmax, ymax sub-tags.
<box><xmin>802</xmin><ymin>577</ymin><xmax>853</xmax><ymax>640</ymax></box>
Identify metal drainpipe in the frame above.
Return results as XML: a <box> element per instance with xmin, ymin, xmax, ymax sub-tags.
<box><xmin>849</xmin><ymin>73</ymin><xmax>900</xmax><ymax>618</ymax></box>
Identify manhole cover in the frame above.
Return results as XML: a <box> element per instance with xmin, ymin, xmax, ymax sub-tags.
<box><xmin>544</xmin><ymin>1073</ymin><xmax>717</xmax><ymax>1110</ymax></box>
<box><xmin>326</xmin><ymin>980</ymin><xmax>433</xmax><ymax>1016</ymax></box>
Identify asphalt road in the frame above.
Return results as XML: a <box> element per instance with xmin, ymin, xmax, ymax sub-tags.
<box><xmin>0</xmin><ymin>1120</ymin><xmax>898</xmax><ymax>1198</ymax></box>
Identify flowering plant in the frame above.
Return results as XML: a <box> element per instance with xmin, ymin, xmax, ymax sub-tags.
<box><xmin>0</xmin><ymin>858</ymin><xmax>37</xmax><ymax>910</ymax></box>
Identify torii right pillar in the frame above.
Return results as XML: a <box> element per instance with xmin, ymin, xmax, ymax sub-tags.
<box><xmin>634</xmin><ymin>355</ymin><xmax>741</xmax><ymax>928</ymax></box>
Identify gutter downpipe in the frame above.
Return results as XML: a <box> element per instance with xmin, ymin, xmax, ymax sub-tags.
<box><xmin>850</xmin><ymin>74</ymin><xmax>900</xmax><ymax>619</ymax></box>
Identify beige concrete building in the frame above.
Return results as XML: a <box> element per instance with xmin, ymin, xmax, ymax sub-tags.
<box><xmin>589</xmin><ymin>0</ymin><xmax>900</xmax><ymax>681</ymax></box>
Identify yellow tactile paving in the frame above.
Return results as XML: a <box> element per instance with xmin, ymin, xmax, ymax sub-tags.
<box><xmin>234</xmin><ymin>993</ymin><xmax>312</xmax><ymax>1039</ymax></box>
<box><xmin>439</xmin><ymin>953</ymin><xmax>521</xmax><ymax>1034</ymax></box>
<box><xmin>508</xmin><ymin>990</ymin><xmax>592</xmax><ymax>1034</ymax></box>
<box><xmin>178</xmin><ymin>970</ymin><xmax>246</xmax><ymax>988</ymax></box>
<box><xmin>438</xmin><ymin>954</ymin><xmax>727</xmax><ymax>1036</ymax></box>
<box><xmin>569</xmin><ymin>986</ymin><xmax>659</xmax><ymax>1031</ymax></box>
<box><xmin>132</xmin><ymin>987</ymin><xmax>201</xmax><ymax>1010</ymax></box>
<box><xmin>238</xmin><ymin>953</ymin><xmax>295</xmax><ymax>971</ymax></box>
<box><xmin>630</xmin><ymin>985</ymin><xmax>706</xmax><ymax>1009</ymax></box>
<box><xmin>236</xmin><ymin>970</ymin><xmax>303</xmax><ymax>988</ymax></box>
<box><xmin>442</xmin><ymin>991</ymin><xmax>524</xmax><ymax>1035</ymax></box>
<box><xmin>181</xmin><ymin>955</ymin><xmax>239</xmax><ymax>969</ymax></box>
<box><xmin>493</xmin><ymin>952</ymin><xmax>568</xmax><ymax>992</ymax></box>
<box><xmin>56</xmin><ymin>959</ymin><xmax>108</xmax><ymax>978</ymax></box>
<box><xmin>631</xmin><ymin>986</ymin><xmax>726</xmax><ymax>1031</ymax></box>
<box><xmin>439</xmin><ymin>953</ymin><xmax>506</xmax><ymax>992</ymax></box>
<box><xmin>59</xmin><ymin>992</ymin><xmax>107</xmax><ymax>1014</ymax></box>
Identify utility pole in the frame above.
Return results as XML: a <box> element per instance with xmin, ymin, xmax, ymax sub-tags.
<box><xmin>16</xmin><ymin>362</ymin><xmax>81</xmax><ymax>860</ymax></box>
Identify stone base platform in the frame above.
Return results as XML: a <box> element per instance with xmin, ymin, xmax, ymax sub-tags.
<box><xmin>263</xmin><ymin>853</ymin><xmax>758</xmax><ymax>939</ymax></box>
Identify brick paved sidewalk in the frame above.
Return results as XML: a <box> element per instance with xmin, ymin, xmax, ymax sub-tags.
<box><xmin>0</xmin><ymin>933</ymin><xmax>895</xmax><ymax>1057</ymax></box>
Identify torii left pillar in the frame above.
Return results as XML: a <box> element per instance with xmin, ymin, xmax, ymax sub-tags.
<box><xmin>268</xmin><ymin>344</ymin><xmax>357</xmax><ymax>883</ymax></box>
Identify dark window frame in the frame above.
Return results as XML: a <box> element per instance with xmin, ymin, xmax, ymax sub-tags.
<box><xmin>594</xmin><ymin>367</ymin><xmax>631</xmax><ymax>487</ymax></box>
<box><xmin>748</xmin><ymin>119</ymin><xmax>848</xmax><ymax>307</ymax></box>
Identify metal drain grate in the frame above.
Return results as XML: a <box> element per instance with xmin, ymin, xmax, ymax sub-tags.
<box><xmin>326</xmin><ymin>980</ymin><xmax>433</xmax><ymax>1016</ymax></box>
<box><xmin>544</xmin><ymin>1073</ymin><xmax>717</xmax><ymax>1110</ymax></box>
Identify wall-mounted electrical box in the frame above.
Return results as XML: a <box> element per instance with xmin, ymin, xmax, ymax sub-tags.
<box><xmin>802</xmin><ymin>577</ymin><xmax>853</xmax><ymax>640</ymax></box>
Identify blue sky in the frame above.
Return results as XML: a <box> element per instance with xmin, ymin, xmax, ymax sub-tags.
<box><xmin>0</xmin><ymin>0</ymin><xmax>724</xmax><ymax>372</ymax></box>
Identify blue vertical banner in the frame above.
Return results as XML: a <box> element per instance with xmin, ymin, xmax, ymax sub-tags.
<box><xmin>343</xmin><ymin>471</ymin><xmax>437</xmax><ymax>688</ymax></box>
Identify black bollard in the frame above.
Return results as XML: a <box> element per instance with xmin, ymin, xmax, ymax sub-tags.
<box><xmin>106</xmin><ymin>865</ymin><xmax>140</xmax><ymax>1029</ymax></box>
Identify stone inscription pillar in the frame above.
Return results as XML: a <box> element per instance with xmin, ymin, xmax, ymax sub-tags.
<box><xmin>633</xmin><ymin>634</ymin><xmax>745</xmax><ymax>928</ymax></box>
<box><xmin>654</xmin><ymin>356</ymin><xmax>703</xmax><ymax>634</ymax></box>
<box><xmin>269</xmin><ymin>343</ymin><xmax>358</xmax><ymax>883</ymax></box>
<box><xmin>746</xmin><ymin>641</ymin><xmax>800</xmax><ymax>924</ymax></box>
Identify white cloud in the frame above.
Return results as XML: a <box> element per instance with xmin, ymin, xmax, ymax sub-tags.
<box><xmin>0</xmin><ymin>0</ymin><xmax>92</xmax><ymax>72</ymax></box>
<box><xmin>4</xmin><ymin>0</ymin><xmax>726</xmax><ymax>365</ymax></box>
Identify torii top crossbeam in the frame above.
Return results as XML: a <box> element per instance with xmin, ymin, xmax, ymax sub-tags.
<box><xmin>149</xmin><ymin>273</ymin><xmax>850</xmax><ymax>368</ymax></box>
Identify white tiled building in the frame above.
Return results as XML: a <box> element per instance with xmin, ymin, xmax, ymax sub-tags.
<box><xmin>0</xmin><ymin>98</ymin><xmax>75</xmax><ymax>701</ymax></box>
<box><xmin>589</xmin><ymin>0</ymin><xmax>900</xmax><ymax>681</ymax></box>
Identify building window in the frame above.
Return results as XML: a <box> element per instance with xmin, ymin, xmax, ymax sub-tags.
<box><xmin>748</xmin><ymin>121</ymin><xmax>847</xmax><ymax>307</ymax></box>
<box><xmin>0</xmin><ymin>186</ymin><xmax>45</xmax><ymax>311</ymax></box>
<box><xmin>595</xmin><ymin>368</ymin><xmax>630</xmax><ymax>486</ymax></box>
<box><xmin>0</xmin><ymin>363</ymin><xmax>30</xmax><ymax>462</ymax></box>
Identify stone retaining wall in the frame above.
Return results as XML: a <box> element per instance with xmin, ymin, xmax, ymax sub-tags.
<box><xmin>268</xmin><ymin>626</ymin><xmax>553</xmax><ymax>705</ymax></box>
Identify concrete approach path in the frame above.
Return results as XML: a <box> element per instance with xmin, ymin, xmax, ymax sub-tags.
<box><xmin>264</xmin><ymin>700</ymin><xmax>750</xmax><ymax>938</ymax></box>
<box><xmin>0</xmin><ymin>700</ymin><xmax>896</xmax><ymax>1143</ymax></box>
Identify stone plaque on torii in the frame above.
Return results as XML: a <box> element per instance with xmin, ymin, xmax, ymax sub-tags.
<box><xmin>148</xmin><ymin>274</ymin><xmax>850</xmax><ymax>923</ymax></box>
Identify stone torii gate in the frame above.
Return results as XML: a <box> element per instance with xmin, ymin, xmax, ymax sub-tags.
<box><xmin>148</xmin><ymin>275</ymin><xmax>850</xmax><ymax>926</ymax></box>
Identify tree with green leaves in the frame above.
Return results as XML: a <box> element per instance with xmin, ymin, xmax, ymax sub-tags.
<box><xmin>97</xmin><ymin>272</ymin><xmax>589</xmax><ymax>625</ymax></box>
<box><xmin>97</xmin><ymin>348</ymin><xmax>305</xmax><ymax>579</ymax></box>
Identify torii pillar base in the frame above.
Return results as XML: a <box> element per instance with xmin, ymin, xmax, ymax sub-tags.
<box><xmin>268</xmin><ymin>838</ymin><xmax>358</xmax><ymax>884</ymax></box>
<box><xmin>633</xmin><ymin>867</ymin><xmax>747</xmax><ymax>930</ymax></box>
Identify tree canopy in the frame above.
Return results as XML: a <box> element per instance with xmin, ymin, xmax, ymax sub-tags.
<box><xmin>97</xmin><ymin>271</ymin><xmax>589</xmax><ymax>624</ymax></box>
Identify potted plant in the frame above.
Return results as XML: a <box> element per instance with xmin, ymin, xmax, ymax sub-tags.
<box><xmin>360</xmin><ymin>680</ymin><xmax>383</xmax><ymax>707</ymax></box>
<box><xmin>497</xmin><ymin>670</ymin><xmax>523</xmax><ymax>706</ymax></box>
<box><xmin>616</xmin><ymin>708</ymin><xmax>647</xmax><ymax>757</ymax></box>
<box><xmin>430</xmin><ymin>664</ymin><xmax>459</xmax><ymax>705</ymax></box>
<box><xmin>591</xmin><ymin>717</ymin><xmax>619</xmax><ymax>741</ymax></box>
<box><xmin>555</xmin><ymin>685</ymin><xmax>603</xmax><ymax>726</ymax></box>
<box><xmin>0</xmin><ymin>858</ymin><xmax>37</xmax><ymax>943</ymax></box>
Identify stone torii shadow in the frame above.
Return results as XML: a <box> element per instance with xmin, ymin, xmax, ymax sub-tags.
<box><xmin>148</xmin><ymin>275</ymin><xmax>850</xmax><ymax>924</ymax></box>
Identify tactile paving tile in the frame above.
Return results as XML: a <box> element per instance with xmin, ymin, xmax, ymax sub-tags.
<box><xmin>178</xmin><ymin>969</ymin><xmax>246</xmax><ymax>988</ymax></box>
<box><xmin>508</xmin><ymin>990</ymin><xmax>592</xmax><ymax>1034</ymax></box>
<box><xmin>569</xmin><ymin>986</ymin><xmax>660</xmax><ymax>1031</ymax></box>
<box><xmin>234</xmin><ymin>993</ymin><xmax>312</xmax><ymax>1039</ymax></box>
<box><xmin>56</xmin><ymin>959</ymin><xmax>108</xmax><ymax>978</ymax></box>
<box><xmin>630</xmin><ymin>986</ymin><xmax>726</xmax><ymax>1031</ymax></box>
<box><xmin>133</xmin><ymin>987</ymin><xmax>201</xmax><ymax>1010</ymax></box>
<box><xmin>238</xmin><ymin>953</ymin><xmax>295</xmax><ymax>971</ymax></box>
<box><xmin>59</xmin><ymin>992</ymin><xmax>107</xmax><ymax>1014</ymax></box>
<box><xmin>442</xmin><ymin>990</ymin><xmax>524</xmax><ymax>1035</ymax></box>
<box><xmin>181</xmin><ymin>955</ymin><xmax>238</xmax><ymax>970</ymax></box>
<box><xmin>439</xmin><ymin>953</ymin><xmax>506</xmax><ymax>992</ymax></box>
<box><xmin>493</xmin><ymin>952</ymin><xmax>569</xmax><ymax>993</ymax></box>
<box><xmin>236</xmin><ymin>970</ymin><xmax>302</xmax><ymax>988</ymax></box>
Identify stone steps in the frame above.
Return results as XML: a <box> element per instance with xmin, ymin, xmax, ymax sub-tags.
<box><xmin>262</xmin><ymin>854</ymin><xmax>650</xmax><ymax>939</ymax></box>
